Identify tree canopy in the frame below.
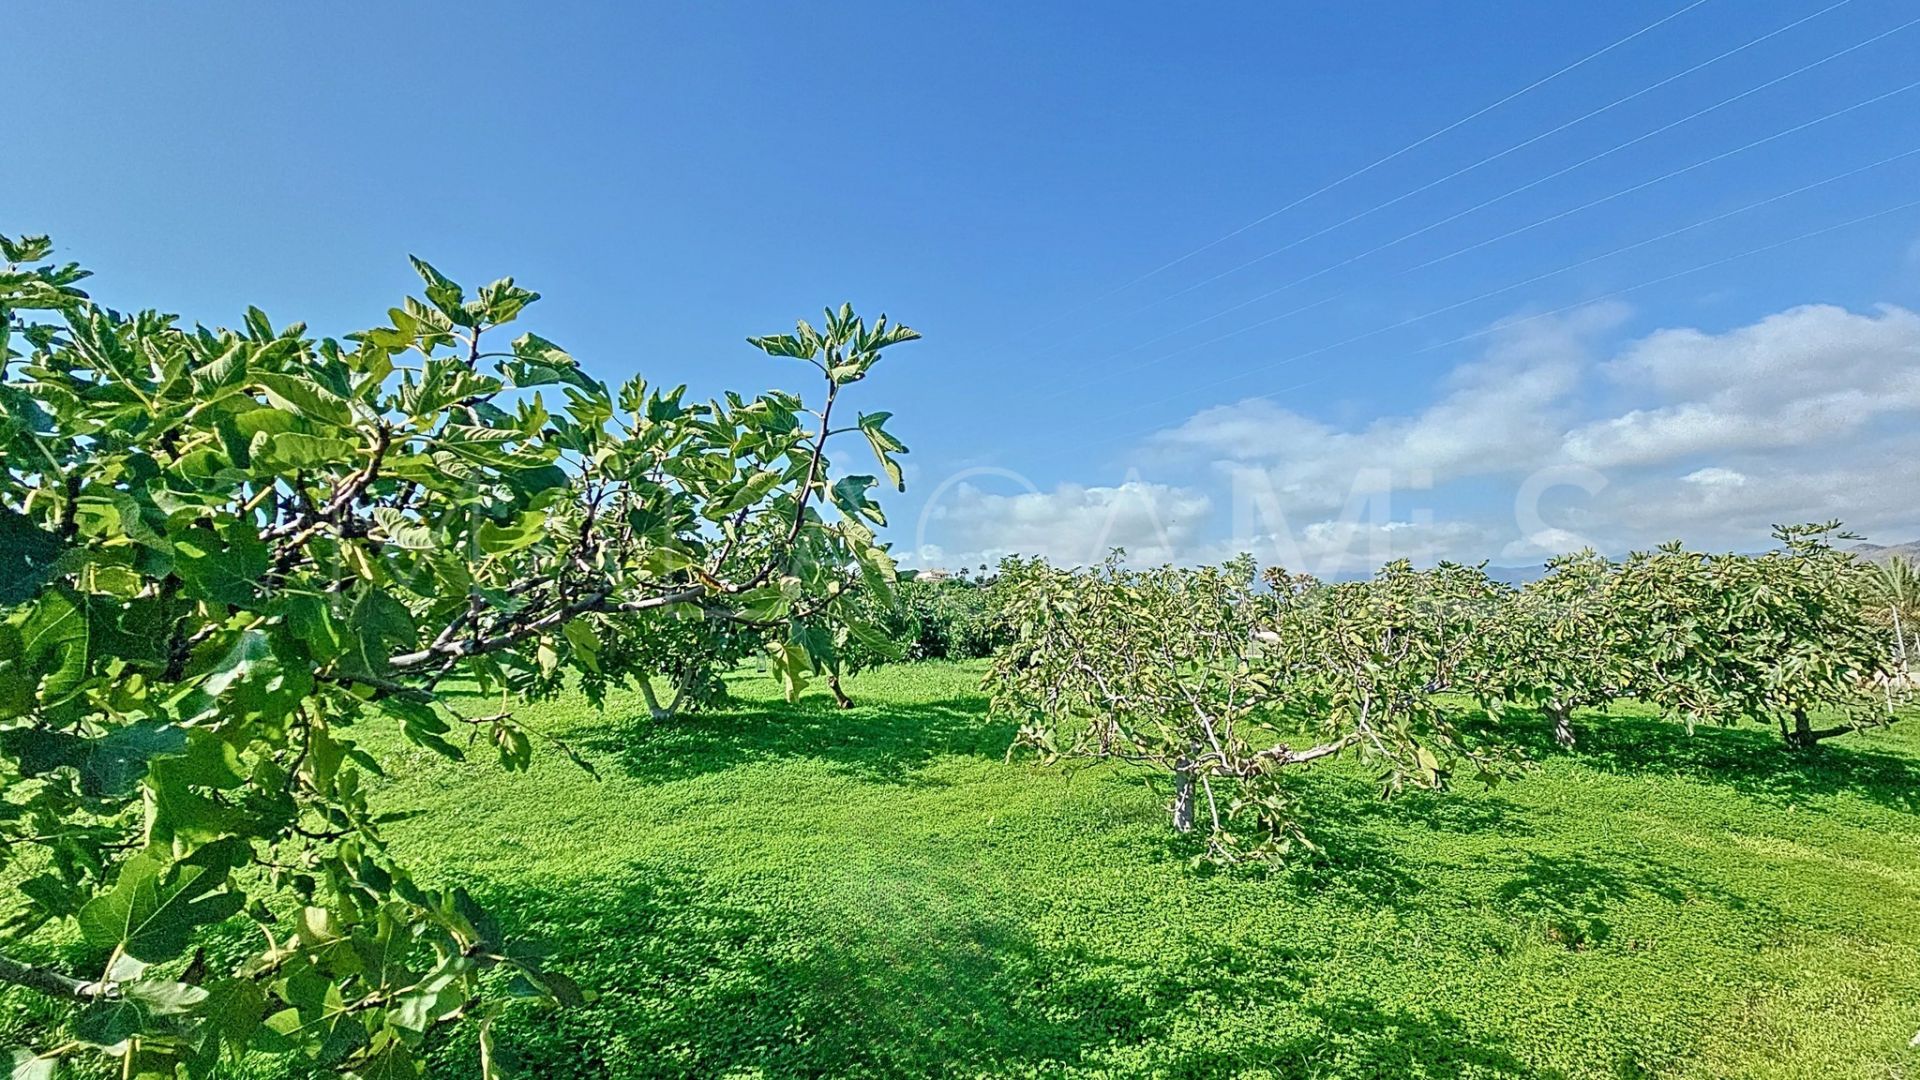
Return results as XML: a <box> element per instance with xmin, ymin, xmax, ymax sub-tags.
<box><xmin>0</xmin><ymin>233</ymin><xmax>917</xmax><ymax>1077</ymax></box>
<box><xmin>988</xmin><ymin>529</ymin><xmax>1907</xmax><ymax>862</ymax></box>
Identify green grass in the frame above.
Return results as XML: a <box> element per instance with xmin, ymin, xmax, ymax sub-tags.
<box><xmin>19</xmin><ymin>662</ymin><xmax>1920</xmax><ymax>1078</ymax></box>
<box><xmin>362</xmin><ymin>663</ymin><xmax>1920</xmax><ymax>1077</ymax></box>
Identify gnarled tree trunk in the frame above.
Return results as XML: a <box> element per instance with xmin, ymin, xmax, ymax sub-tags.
<box><xmin>1171</xmin><ymin>766</ymin><xmax>1196</xmax><ymax>833</ymax></box>
<box><xmin>637</xmin><ymin>667</ymin><xmax>694</xmax><ymax>721</ymax></box>
<box><xmin>637</xmin><ymin>676</ymin><xmax>671</xmax><ymax>721</ymax></box>
<box><xmin>1548</xmin><ymin>702</ymin><xmax>1576</xmax><ymax>749</ymax></box>
<box><xmin>1785</xmin><ymin>708</ymin><xmax>1852</xmax><ymax>749</ymax></box>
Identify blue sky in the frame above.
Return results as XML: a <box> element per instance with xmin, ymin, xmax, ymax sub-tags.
<box><xmin>9</xmin><ymin>1</ymin><xmax>1920</xmax><ymax>573</ymax></box>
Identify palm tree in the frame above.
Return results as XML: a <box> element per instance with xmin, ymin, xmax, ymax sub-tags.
<box><xmin>1865</xmin><ymin>555</ymin><xmax>1919</xmax><ymax>691</ymax></box>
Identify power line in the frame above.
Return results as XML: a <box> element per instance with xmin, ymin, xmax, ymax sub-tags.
<box><xmin>1032</xmin><ymin>73</ymin><xmax>1920</xmax><ymax>403</ymax></box>
<box><xmin>1041</xmin><ymin>0</ymin><xmax>1719</xmax><ymax>317</ymax></box>
<box><xmin>1088</xmin><ymin>161</ymin><xmax>1920</xmax><ymax>435</ymax></box>
<box><xmin>1074</xmin><ymin>194</ymin><xmax>1920</xmax><ymax>458</ymax></box>
<box><xmin>1399</xmin><ymin>198</ymin><xmax>1920</xmax><ymax>361</ymax></box>
<box><xmin>1401</xmin><ymin>79</ymin><xmax>1920</xmax><ymax>274</ymax></box>
<box><xmin>1126</xmin><ymin>0</ymin><xmax>1870</xmax><ymax>318</ymax></box>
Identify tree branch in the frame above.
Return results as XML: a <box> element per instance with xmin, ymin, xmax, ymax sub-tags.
<box><xmin>389</xmin><ymin>585</ymin><xmax>712</xmax><ymax>672</ymax></box>
<box><xmin>739</xmin><ymin>364</ymin><xmax>841</xmax><ymax>593</ymax></box>
<box><xmin>0</xmin><ymin>951</ymin><xmax>117</xmax><ymax>1001</ymax></box>
<box><xmin>1249</xmin><ymin>731</ymin><xmax>1362</xmax><ymax>770</ymax></box>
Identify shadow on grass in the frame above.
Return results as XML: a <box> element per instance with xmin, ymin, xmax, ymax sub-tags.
<box><xmin>1488</xmin><ymin>849</ymin><xmax>1765</xmax><ymax>953</ymax></box>
<box><xmin>1490</xmin><ymin>708</ymin><xmax>1920</xmax><ymax>814</ymax></box>
<box><xmin>441</xmin><ymin>862</ymin><xmax>1125</xmax><ymax>1077</ymax></box>
<box><xmin>1105</xmin><ymin>766</ymin><xmax>1534</xmax><ymax>913</ymax></box>
<box><xmin>586</xmin><ymin>680</ymin><xmax>1919</xmax><ymax>819</ymax></box>
<box><xmin>424</xmin><ymin>860</ymin><xmax>1563</xmax><ymax>1080</ymax></box>
<box><xmin>575</xmin><ymin>690</ymin><xmax>1019</xmax><ymax>786</ymax></box>
<box><xmin>1151</xmin><ymin>997</ymin><xmax>1566</xmax><ymax>1078</ymax></box>
<box><xmin>1292</xmin><ymin>783</ymin><xmax>1531</xmax><ymax>905</ymax></box>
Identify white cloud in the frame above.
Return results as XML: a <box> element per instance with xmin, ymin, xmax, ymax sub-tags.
<box><xmin>1225</xmin><ymin>517</ymin><xmax>1494</xmax><ymax>578</ymax></box>
<box><xmin>909</xmin><ymin>300</ymin><xmax>1920</xmax><ymax>573</ymax></box>
<box><xmin>1563</xmin><ymin>304</ymin><xmax>1920</xmax><ymax>468</ymax></box>
<box><xmin>1681</xmin><ymin>466</ymin><xmax>1747</xmax><ymax>488</ymax></box>
<box><xmin>1576</xmin><ymin>447</ymin><xmax>1920</xmax><ymax>552</ymax></box>
<box><xmin>1146</xmin><ymin>305</ymin><xmax>1619</xmax><ymax>514</ymax></box>
<box><xmin>915</xmin><ymin>474</ymin><xmax>1211</xmax><ymax>569</ymax></box>
<box><xmin>1500</xmin><ymin>527</ymin><xmax>1590</xmax><ymax>561</ymax></box>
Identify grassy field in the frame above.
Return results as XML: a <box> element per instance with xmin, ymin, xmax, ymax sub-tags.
<box><xmin>14</xmin><ymin>660</ymin><xmax>1920</xmax><ymax>1079</ymax></box>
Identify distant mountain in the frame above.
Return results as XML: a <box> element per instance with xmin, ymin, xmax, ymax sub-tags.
<box><xmin>1484</xmin><ymin>563</ymin><xmax>1551</xmax><ymax>587</ymax></box>
<box><xmin>1848</xmin><ymin>541</ymin><xmax>1920</xmax><ymax>566</ymax></box>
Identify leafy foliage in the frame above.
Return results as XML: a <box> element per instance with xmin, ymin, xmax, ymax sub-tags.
<box><xmin>1604</xmin><ymin>523</ymin><xmax>1895</xmax><ymax>747</ymax></box>
<box><xmin>988</xmin><ymin>555</ymin><xmax>1517</xmax><ymax>863</ymax></box>
<box><xmin>593</xmin><ymin>609</ymin><xmax>758</xmax><ymax>721</ymax></box>
<box><xmin>1474</xmin><ymin>550</ymin><xmax>1627</xmax><ymax>748</ymax></box>
<box><xmin>771</xmin><ymin>568</ymin><xmax>1010</xmax><ymax>710</ymax></box>
<box><xmin>1466</xmin><ymin>526</ymin><xmax>1904</xmax><ymax>751</ymax></box>
<box><xmin>1267</xmin><ymin>559</ymin><xmax>1524</xmax><ymax>795</ymax></box>
<box><xmin>0</xmin><ymin>234</ymin><xmax>917</xmax><ymax>1076</ymax></box>
<box><xmin>989</xmin><ymin>526</ymin><xmax>1909</xmax><ymax>860</ymax></box>
<box><xmin>895</xmin><ymin>574</ymin><xmax>1010</xmax><ymax>661</ymax></box>
<box><xmin>827</xmin><ymin>572</ymin><xmax>1009</xmax><ymax>673</ymax></box>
